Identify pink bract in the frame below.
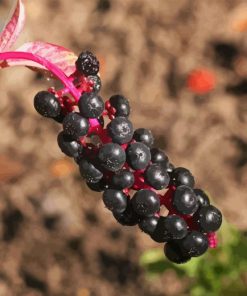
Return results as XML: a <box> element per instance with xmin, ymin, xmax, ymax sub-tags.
<box><xmin>0</xmin><ymin>0</ymin><xmax>25</xmax><ymax>52</ymax></box>
<box><xmin>0</xmin><ymin>0</ymin><xmax>77</xmax><ymax>78</ymax></box>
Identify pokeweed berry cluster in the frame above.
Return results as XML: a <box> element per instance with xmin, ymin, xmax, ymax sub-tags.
<box><xmin>33</xmin><ymin>51</ymin><xmax>222</xmax><ymax>264</ymax></box>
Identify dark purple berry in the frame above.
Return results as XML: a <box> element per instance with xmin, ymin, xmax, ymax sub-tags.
<box><xmin>107</xmin><ymin>117</ymin><xmax>133</xmax><ymax>144</ymax></box>
<box><xmin>144</xmin><ymin>164</ymin><xmax>170</xmax><ymax>190</ymax></box>
<box><xmin>167</xmin><ymin>162</ymin><xmax>175</xmax><ymax>174</ymax></box>
<box><xmin>170</xmin><ymin>167</ymin><xmax>195</xmax><ymax>188</ymax></box>
<box><xmin>173</xmin><ymin>185</ymin><xmax>199</xmax><ymax>215</ymax></box>
<box><xmin>76</xmin><ymin>51</ymin><xmax>99</xmax><ymax>76</ymax></box>
<box><xmin>180</xmin><ymin>231</ymin><xmax>209</xmax><ymax>257</ymax></box>
<box><xmin>165</xmin><ymin>241</ymin><xmax>191</xmax><ymax>264</ymax></box>
<box><xmin>86</xmin><ymin>179</ymin><xmax>109</xmax><ymax>192</ymax></box>
<box><xmin>73</xmin><ymin>149</ymin><xmax>85</xmax><ymax>165</ymax></box>
<box><xmin>98</xmin><ymin>115</ymin><xmax>104</xmax><ymax>127</ymax></box>
<box><xmin>103</xmin><ymin>189</ymin><xmax>128</xmax><ymax>213</ymax></box>
<box><xmin>163</xmin><ymin>215</ymin><xmax>188</xmax><ymax>239</ymax></box>
<box><xmin>88</xmin><ymin>75</ymin><xmax>101</xmax><ymax>93</ymax></box>
<box><xmin>79</xmin><ymin>159</ymin><xmax>103</xmax><ymax>183</ymax></box>
<box><xmin>113</xmin><ymin>201</ymin><xmax>139</xmax><ymax>226</ymax></box>
<box><xmin>150</xmin><ymin>217</ymin><xmax>169</xmax><ymax>243</ymax></box>
<box><xmin>139</xmin><ymin>216</ymin><xmax>159</xmax><ymax>234</ymax></box>
<box><xmin>63</xmin><ymin>112</ymin><xmax>89</xmax><ymax>140</ymax></box>
<box><xmin>109</xmin><ymin>94</ymin><xmax>130</xmax><ymax>117</ymax></box>
<box><xmin>34</xmin><ymin>91</ymin><xmax>61</xmax><ymax>118</ymax></box>
<box><xmin>194</xmin><ymin>189</ymin><xmax>210</xmax><ymax>207</ymax></box>
<box><xmin>57</xmin><ymin>131</ymin><xmax>81</xmax><ymax>158</ymax></box>
<box><xmin>150</xmin><ymin>148</ymin><xmax>169</xmax><ymax>169</ymax></box>
<box><xmin>126</xmin><ymin>142</ymin><xmax>151</xmax><ymax>170</ymax></box>
<box><xmin>111</xmin><ymin>169</ymin><xmax>134</xmax><ymax>189</ymax></box>
<box><xmin>133</xmin><ymin>128</ymin><xmax>154</xmax><ymax>147</ymax></box>
<box><xmin>131</xmin><ymin>189</ymin><xmax>160</xmax><ymax>217</ymax></box>
<box><xmin>53</xmin><ymin>110</ymin><xmax>66</xmax><ymax>123</ymax></box>
<box><xmin>98</xmin><ymin>143</ymin><xmax>126</xmax><ymax>172</ymax></box>
<box><xmin>196</xmin><ymin>205</ymin><xmax>222</xmax><ymax>232</ymax></box>
<box><xmin>79</xmin><ymin>93</ymin><xmax>104</xmax><ymax>118</ymax></box>
<box><xmin>151</xmin><ymin>215</ymin><xmax>188</xmax><ymax>242</ymax></box>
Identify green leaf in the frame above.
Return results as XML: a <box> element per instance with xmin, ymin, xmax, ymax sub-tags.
<box><xmin>175</xmin><ymin>257</ymin><xmax>203</xmax><ymax>277</ymax></box>
<box><xmin>139</xmin><ymin>248</ymin><xmax>164</xmax><ymax>266</ymax></box>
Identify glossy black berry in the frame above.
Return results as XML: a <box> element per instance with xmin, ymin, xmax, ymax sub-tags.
<box><xmin>88</xmin><ymin>75</ymin><xmax>101</xmax><ymax>93</ymax></box>
<box><xmin>63</xmin><ymin>112</ymin><xmax>89</xmax><ymax>140</ymax></box>
<box><xmin>107</xmin><ymin>117</ymin><xmax>133</xmax><ymax>144</ymax></box>
<box><xmin>79</xmin><ymin>159</ymin><xmax>103</xmax><ymax>183</ymax></box>
<box><xmin>98</xmin><ymin>115</ymin><xmax>104</xmax><ymax>127</ymax></box>
<box><xmin>151</xmin><ymin>215</ymin><xmax>188</xmax><ymax>242</ymax></box>
<box><xmin>113</xmin><ymin>201</ymin><xmax>139</xmax><ymax>226</ymax></box>
<box><xmin>57</xmin><ymin>131</ymin><xmax>81</xmax><ymax>158</ymax></box>
<box><xmin>131</xmin><ymin>189</ymin><xmax>160</xmax><ymax>217</ymax></box>
<box><xmin>150</xmin><ymin>217</ymin><xmax>168</xmax><ymax>243</ymax></box>
<box><xmin>103</xmin><ymin>189</ymin><xmax>128</xmax><ymax>213</ymax></box>
<box><xmin>150</xmin><ymin>148</ymin><xmax>169</xmax><ymax>169</ymax></box>
<box><xmin>194</xmin><ymin>189</ymin><xmax>210</xmax><ymax>207</ymax></box>
<box><xmin>133</xmin><ymin>128</ymin><xmax>154</xmax><ymax>147</ymax></box>
<box><xmin>170</xmin><ymin>167</ymin><xmax>195</xmax><ymax>188</ymax></box>
<box><xmin>164</xmin><ymin>215</ymin><xmax>188</xmax><ymax>239</ymax></box>
<box><xmin>126</xmin><ymin>142</ymin><xmax>151</xmax><ymax>170</ymax></box>
<box><xmin>173</xmin><ymin>185</ymin><xmax>199</xmax><ymax>215</ymax></box>
<box><xmin>144</xmin><ymin>164</ymin><xmax>170</xmax><ymax>190</ymax></box>
<box><xmin>111</xmin><ymin>169</ymin><xmax>134</xmax><ymax>189</ymax></box>
<box><xmin>34</xmin><ymin>91</ymin><xmax>61</xmax><ymax>118</ymax></box>
<box><xmin>167</xmin><ymin>162</ymin><xmax>175</xmax><ymax>174</ymax></box>
<box><xmin>53</xmin><ymin>110</ymin><xmax>66</xmax><ymax>123</ymax></box>
<box><xmin>139</xmin><ymin>216</ymin><xmax>159</xmax><ymax>234</ymax></box>
<box><xmin>86</xmin><ymin>178</ymin><xmax>109</xmax><ymax>192</ymax></box>
<box><xmin>165</xmin><ymin>241</ymin><xmax>191</xmax><ymax>264</ymax></box>
<box><xmin>76</xmin><ymin>51</ymin><xmax>99</xmax><ymax>76</ymax></box>
<box><xmin>109</xmin><ymin>94</ymin><xmax>130</xmax><ymax>117</ymax></box>
<box><xmin>196</xmin><ymin>205</ymin><xmax>222</xmax><ymax>232</ymax></box>
<box><xmin>98</xmin><ymin>143</ymin><xmax>126</xmax><ymax>172</ymax></box>
<box><xmin>79</xmin><ymin>93</ymin><xmax>104</xmax><ymax>118</ymax></box>
<box><xmin>73</xmin><ymin>148</ymin><xmax>85</xmax><ymax>165</ymax></box>
<box><xmin>180</xmin><ymin>231</ymin><xmax>209</xmax><ymax>257</ymax></box>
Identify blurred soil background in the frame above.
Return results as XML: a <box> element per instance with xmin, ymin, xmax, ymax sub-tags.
<box><xmin>0</xmin><ymin>0</ymin><xmax>247</xmax><ymax>295</ymax></box>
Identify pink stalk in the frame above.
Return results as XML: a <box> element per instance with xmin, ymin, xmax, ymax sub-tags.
<box><xmin>0</xmin><ymin>51</ymin><xmax>81</xmax><ymax>102</ymax></box>
<box><xmin>0</xmin><ymin>51</ymin><xmax>102</xmax><ymax>132</ymax></box>
<box><xmin>207</xmin><ymin>232</ymin><xmax>217</xmax><ymax>248</ymax></box>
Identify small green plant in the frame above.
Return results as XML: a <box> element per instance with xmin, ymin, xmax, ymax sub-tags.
<box><xmin>140</xmin><ymin>220</ymin><xmax>247</xmax><ymax>296</ymax></box>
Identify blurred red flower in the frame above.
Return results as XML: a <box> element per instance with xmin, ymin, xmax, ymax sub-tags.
<box><xmin>187</xmin><ymin>68</ymin><xmax>216</xmax><ymax>94</ymax></box>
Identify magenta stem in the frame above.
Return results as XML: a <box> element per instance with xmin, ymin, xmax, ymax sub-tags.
<box><xmin>0</xmin><ymin>51</ymin><xmax>81</xmax><ymax>102</ymax></box>
<box><xmin>207</xmin><ymin>232</ymin><xmax>217</xmax><ymax>248</ymax></box>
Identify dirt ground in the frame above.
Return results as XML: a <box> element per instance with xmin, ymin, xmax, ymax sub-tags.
<box><xmin>0</xmin><ymin>0</ymin><xmax>247</xmax><ymax>295</ymax></box>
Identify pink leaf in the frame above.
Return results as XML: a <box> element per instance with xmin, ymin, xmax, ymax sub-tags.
<box><xmin>1</xmin><ymin>41</ymin><xmax>77</xmax><ymax>76</ymax></box>
<box><xmin>19</xmin><ymin>42</ymin><xmax>77</xmax><ymax>76</ymax></box>
<box><xmin>0</xmin><ymin>0</ymin><xmax>25</xmax><ymax>52</ymax></box>
<box><xmin>0</xmin><ymin>51</ymin><xmax>81</xmax><ymax>100</ymax></box>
